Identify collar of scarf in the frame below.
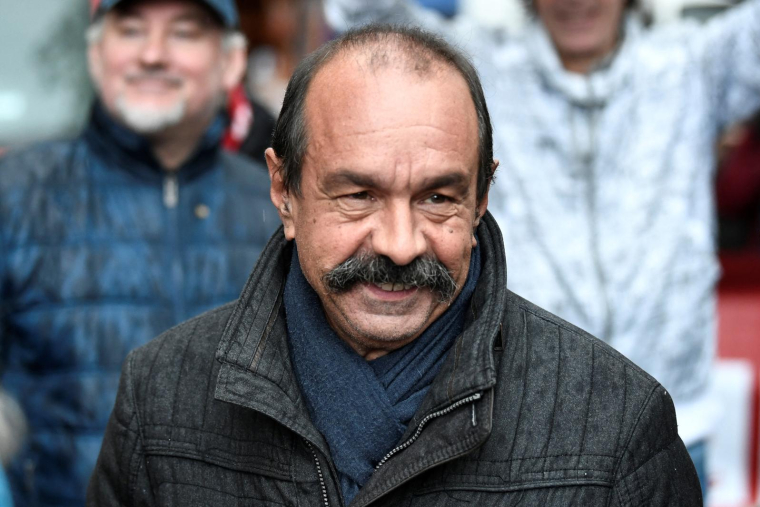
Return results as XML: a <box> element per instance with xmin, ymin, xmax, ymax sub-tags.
<box><xmin>284</xmin><ymin>245</ymin><xmax>481</xmax><ymax>504</ymax></box>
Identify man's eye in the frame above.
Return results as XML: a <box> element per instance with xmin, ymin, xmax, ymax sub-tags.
<box><xmin>173</xmin><ymin>28</ymin><xmax>201</xmax><ymax>39</ymax></box>
<box><xmin>424</xmin><ymin>194</ymin><xmax>452</xmax><ymax>205</ymax></box>
<box><xmin>346</xmin><ymin>191</ymin><xmax>371</xmax><ymax>200</ymax></box>
<box><xmin>119</xmin><ymin>26</ymin><xmax>143</xmax><ymax>37</ymax></box>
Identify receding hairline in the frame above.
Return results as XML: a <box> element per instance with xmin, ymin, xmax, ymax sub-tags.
<box><xmin>270</xmin><ymin>23</ymin><xmax>495</xmax><ymax>202</ymax></box>
<box><xmin>312</xmin><ymin>31</ymin><xmax>467</xmax><ymax>83</ymax></box>
<box><xmin>304</xmin><ymin>39</ymin><xmax>477</xmax><ymax>132</ymax></box>
<box><xmin>299</xmin><ymin>40</ymin><xmax>481</xmax><ymax>193</ymax></box>
<box><xmin>302</xmin><ymin>35</ymin><xmax>477</xmax><ymax>129</ymax></box>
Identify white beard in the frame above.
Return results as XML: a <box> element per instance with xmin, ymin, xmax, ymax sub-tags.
<box><xmin>114</xmin><ymin>94</ymin><xmax>187</xmax><ymax>134</ymax></box>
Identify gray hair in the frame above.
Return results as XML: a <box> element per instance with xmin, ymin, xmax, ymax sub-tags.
<box><xmin>271</xmin><ymin>24</ymin><xmax>495</xmax><ymax>204</ymax></box>
<box><xmin>85</xmin><ymin>17</ymin><xmax>246</xmax><ymax>51</ymax></box>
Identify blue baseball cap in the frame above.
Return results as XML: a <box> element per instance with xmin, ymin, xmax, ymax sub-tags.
<box><xmin>95</xmin><ymin>0</ymin><xmax>239</xmax><ymax>28</ymax></box>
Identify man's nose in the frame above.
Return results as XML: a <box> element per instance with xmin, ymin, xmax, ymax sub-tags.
<box><xmin>139</xmin><ymin>31</ymin><xmax>169</xmax><ymax>67</ymax></box>
<box><xmin>371</xmin><ymin>203</ymin><xmax>427</xmax><ymax>267</ymax></box>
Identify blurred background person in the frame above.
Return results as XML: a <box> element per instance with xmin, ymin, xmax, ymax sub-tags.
<box><xmin>324</xmin><ymin>0</ymin><xmax>760</xmax><ymax>498</ymax></box>
<box><xmin>0</xmin><ymin>0</ymin><xmax>279</xmax><ymax>505</ymax></box>
<box><xmin>223</xmin><ymin>0</ymin><xmax>329</xmax><ymax>163</ymax></box>
<box><xmin>717</xmin><ymin>110</ymin><xmax>760</xmax><ymax>251</ymax></box>
<box><xmin>238</xmin><ymin>0</ymin><xmax>327</xmax><ymax>117</ymax></box>
<box><xmin>208</xmin><ymin>0</ymin><xmax>331</xmax><ymax>164</ymax></box>
<box><xmin>220</xmin><ymin>78</ymin><xmax>277</xmax><ymax>164</ymax></box>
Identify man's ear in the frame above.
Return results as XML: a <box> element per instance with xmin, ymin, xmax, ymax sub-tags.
<box><xmin>266</xmin><ymin>148</ymin><xmax>296</xmax><ymax>240</ymax></box>
<box><xmin>221</xmin><ymin>40</ymin><xmax>248</xmax><ymax>92</ymax></box>
<box><xmin>472</xmin><ymin>159</ymin><xmax>498</xmax><ymax>247</ymax></box>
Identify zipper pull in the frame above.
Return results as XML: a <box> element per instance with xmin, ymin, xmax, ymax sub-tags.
<box><xmin>163</xmin><ymin>174</ymin><xmax>178</xmax><ymax>209</ymax></box>
<box><xmin>375</xmin><ymin>392</ymin><xmax>483</xmax><ymax>470</ymax></box>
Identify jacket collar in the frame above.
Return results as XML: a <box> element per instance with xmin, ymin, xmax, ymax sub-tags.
<box><xmin>82</xmin><ymin>101</ymin><xmax>227</xmax><ymax>181</ymax></box>
<box><xmin>214</xmin><ymin>212</ymin><xmax>508</xmax><ymax>448</ymax></box>
<box><xmin>525</xmin><ymin>13</ymin><xmax>643</xmax><ymax>105</ymax></box>
<box><xmin>404</xmin><ymin>212</ymin><xmax>507</xmax><ymax>426</ymax></box>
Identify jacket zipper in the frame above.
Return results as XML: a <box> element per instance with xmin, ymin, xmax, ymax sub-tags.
<box><xmin>163</xmin><ymin>173</ymin><xmax>185</xmax><ymax>322</ymax></box>
<box><xmin>304</xmin><ymin>439</ymin><xmax>331</xmax><ymax>507</ymax></box>
<box><xmin>163</xmin><ymin>173</ymin><xmax>179</xmax><ymax>208</ymax></box>
<box><xmin>302</xmin><ymin>393</ymin><xmax>482</xmax><ymax>506</ymax></box>
<box><xmin>582</xmin><ymin>78</ymin><xmax>613</xmax><ymax>342</ymax></box>
<box><xmin>375</xmin><ymin>392</ymin><xmax>482</xmax><ymax>470</ymax></box>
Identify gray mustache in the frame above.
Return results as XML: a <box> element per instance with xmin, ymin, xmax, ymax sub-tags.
<box><xmin>125</xmin><ymin>72</ymin><xmax>183</xmax><ymax>86</ymax></box>
<box><xmin>323</xmin><ymin>254</ymin><xmax>458</xmax><ymax>303</ymax></box>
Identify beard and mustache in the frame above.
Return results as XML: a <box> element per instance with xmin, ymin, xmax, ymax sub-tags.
<box><xmin>112</xmin><ymin>70</ymin><xmax>187</xmax><ymax>134</ymax></box>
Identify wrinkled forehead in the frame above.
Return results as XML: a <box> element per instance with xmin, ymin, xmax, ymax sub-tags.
<box><xmin>302</xmin><ymin>51</ymin><xmax>480</xmax><ymax>183</ymax></box>
<box><xmin>305</xmin><ymin>50</ymin><xmax>477</xmax><ymax>139</ymax></box>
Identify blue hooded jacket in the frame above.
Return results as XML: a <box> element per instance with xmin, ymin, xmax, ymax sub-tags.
<box><xmin>0</xmin><ymin>104</ymin><xmax>280</xmax><ymax>506</ymax></box>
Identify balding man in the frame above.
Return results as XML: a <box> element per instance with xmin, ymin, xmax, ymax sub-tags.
<box><xmin>0</xmin><ymin>0</ymin><xmax>278</xmax><ymax>504</ymax></box>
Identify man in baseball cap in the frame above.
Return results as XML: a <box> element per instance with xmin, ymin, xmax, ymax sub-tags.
<box><xmin>0</xmin><ymin>0</ymin><xmax>278</xmax><ymax>505</ymax></box>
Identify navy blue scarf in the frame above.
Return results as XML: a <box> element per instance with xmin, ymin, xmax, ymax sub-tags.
<box><xmin>284</xmin><ymin>245</ymin><xmax>481</xmax><ymax>504</ymax></box>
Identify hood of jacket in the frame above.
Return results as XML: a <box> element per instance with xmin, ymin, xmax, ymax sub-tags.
<box><xmin>524</xmin><ymin>14</ymin><xmax>644</xmax><ymax>106</ymax></box>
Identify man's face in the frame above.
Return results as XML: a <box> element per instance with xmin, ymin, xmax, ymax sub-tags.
<box><xmin>268</xmin><ymin>55</ymin><xmax>488</xmax><ymax>358</ymax></box>
<box><xmin>535</xmin><ymin>0</ymin><xmax>625</xmax><ymax>69</ymax></box>
<box><xmin>88</xmin><ymin>0</ymin><xmax>245</xmax><ymax>134</ymax></box>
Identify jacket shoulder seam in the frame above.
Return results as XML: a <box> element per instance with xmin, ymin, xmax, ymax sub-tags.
<box><xmin>611</xmin><ymin>429</ymin><xmax>684</xmax><ymax>506</ymax></box>
<box><xmin>516</xmin><ymin>302</ymin><xmax>654</xmax><ymax>382</ymax></box>
<box><xmin>611</xmin><ymin>383</ymin><xmax>666</xmax><ymax>481</ymax></box>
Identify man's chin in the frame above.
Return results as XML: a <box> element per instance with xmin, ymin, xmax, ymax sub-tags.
<box><xmin>345</xmin><ymin>320</ymin><xmax>427</xmax><ymax>352</ymax></box>
<box><xmin>335</xmin><ymin>301</ymin><xmax>437</xmax><ymax>349</ymax></box>
<box><xmin>322</xmin><ymin>284</ymin><xmax>443</xmax><ymax>353</ymax></box>
<box><xmin>114</xmin><ymin>97</ymin><xmax>187</xmax><ymax>135</ymax></box>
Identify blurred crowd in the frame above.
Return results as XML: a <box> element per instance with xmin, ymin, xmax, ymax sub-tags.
<box><xmin>0</xmin><ymin>0</ymin><xmax>760</xmax><ymax>505</ymax></box>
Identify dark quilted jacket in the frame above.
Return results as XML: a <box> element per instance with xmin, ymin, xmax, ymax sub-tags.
<box><xmin>87</xmin><ymin>214</ymin><xmax>702</xmax><ymax>506</ymax></box>
<box><xmin>0</xmin><ymin>104</ymin><xmax>280</xmax><ymax>506</ymax></box>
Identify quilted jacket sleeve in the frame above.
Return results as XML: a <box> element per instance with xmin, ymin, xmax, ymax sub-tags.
<box><xmin>697</xmin><ymin>0</ymin><xmax>760</xmax><ymax>130</ymax></box>
<box><xmin>87</xmin><ymin>352</ymin><xmax>154</xmax><ymax>507</ymax></box>
<box><xmin>609</xmin><ymin>385</ymin><xmax>703</xmax><ymax>506</ymax></box>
